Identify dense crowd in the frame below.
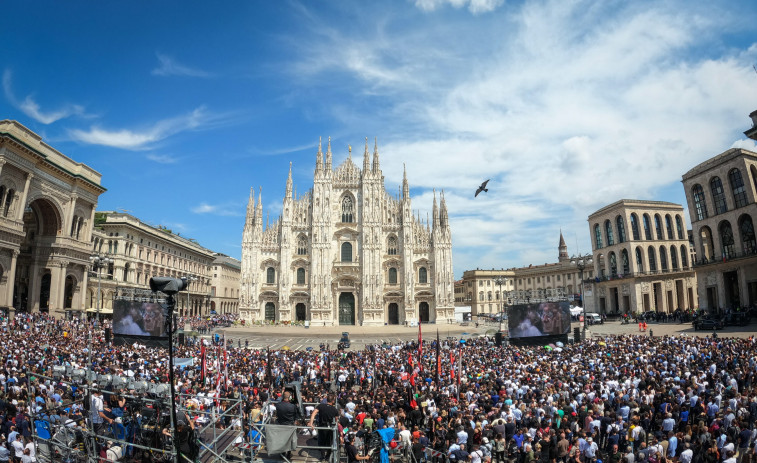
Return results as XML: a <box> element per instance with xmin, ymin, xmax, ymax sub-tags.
<box><xmin>0</xmin><ymin>313</ymin><xmax>756</xmax><ymax>463</ymax></box>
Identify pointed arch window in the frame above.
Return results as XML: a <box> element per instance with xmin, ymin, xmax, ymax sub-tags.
<box><xmin>387</xmin><ymin>236</ymin><xmax>398</xmax><ymax>255</ymax></box>
<box><xmin>720</xmin><ymin>221</ymin><xmax>736</xmax><ymax>258</ymax></box>
<box><xmin>388</xmin><ymin>267</ymin><xmax>398</xmax><ymax>284</ymax></box>
<box><xmin>594</xmin><ymin>224</ymin><xmax>603</xmax><ymax>249</ymax></box>
<box><xmin>630</xmin><ymin>213</ymin><xmax>640</xmax><ymax>240</ymax></box>
<box><xmin>297</xmin><ymin>267</ymin><xmax>306</xmax><ymax>285</ymax></box>
<box><xmin>670</xmin><ymin>246</ymin><xmax>678</xmax><ymax>269</ymax></box>
<box><xmin>616</xmin><ymin>215</ymin><xmax>627</xmax><ymax>243</ymax></box>
<box><xmin>419</xmin><ymin>267</ymin><xmax>428</xmax><ymax>284</ymax></box>
<box><xmin>648</xmin><ymin>246</ymin><xmax>657</xmax><ymax>272</ymax></box>
<box><xmin>341</xmin><ymin>242</ymin><xmax>353</xmax><ymax>262</ymax></box>
<box><xmin>605</xmin><ymin>220</ymin><xmax>614</xmax><ymax>246</ymax></box>
<box><xmin>266</xmin><ymin>267</ymin><xmax>275</xmax><ymax>284</ymax></box>
<box><xmin>692</xmin><ymin>184</ymin><xmax>708</xmax><ymax>220</ymax></box>
<box><xmin>680</xmin><ymin>244</ymin><xmax>688</xmax><ymax>268</ymax></box>
<box><xmin>635</xmin><ymin>247</ymin><xmax>644</xmax><ymax>272</ymax></box>
<box><xmin>740</xmin><ymin>215</ymin><xmax>756</xmax><ymax>254</ymax></box>
<box><xmin>341</xmin><ymin>196</ymin><xmax>354</xmax><ymax>223</ymax></box>
<box><xmin>729</xmin><ymin>168</ymin><xmax>748</xmax><ymax>208</ymax></box>
<box><xmin>711</xmin><ymin>177</ymin><xmax>728</xmax><ymax>214</ymax></box>
<box><xmin>643</xmin><ymin>214</ymin><xmax>652</xmax><ymax>240</ymax></box>
<box><xmin>297</xmin><ymin>236</ymin><xmax>308</xmax><ymax>255</ymax></box>
<box><xmin>675</xmin><ymin>215</ymin><xmax>684</xmax><ymax>240</ymax></box>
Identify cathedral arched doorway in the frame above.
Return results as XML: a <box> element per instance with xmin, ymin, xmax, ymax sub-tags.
<box><xmin>419</xmin><ymin>301</ymin><xmax>430</xmax><ymax>323</ymax></box>
<box><xmin>338</xmin><ymin>292</ymin><xmax>355</xmax><ymax>325</ymax></box>
<box><xmin>295</xmin><ymin>303</ymin><xmax>307</xmax><ymax>322</ymax></box>
<box><xmin>64</xmin><ymin>275</ymin><xmax>75</xmax><ymax>309</ymax></box>
<box><xmin>210</xmin><ymin>301</ymin><xmax>216</xmax><ymax>314</ymax></box>
<box><xmin>265</xmin><ymin>302</ymin><xmax>276</xmax><ymax>321</ymax></box>
<box><xmin>388</xmin><ymin>303</ymin><xmax>399</xmax><ymax>325</ymax></box>
<box><xmin>39</xmin><ymin>273</ymin><xmax>52</xmax><ymax>313</ymax></box>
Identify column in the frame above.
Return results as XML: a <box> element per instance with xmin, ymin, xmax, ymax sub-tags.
<box><xmin>0</xmin><ymin>159</ymin><xmax>5</xmax><ymax>177</ymax></box>
<box><xmin>81</xmin><ymin>263</ymin><xmax>90</xmax><ymax>311</ymax></box>
<box><xmin>48</xmin><ymin>261</ymin><xmax>67</xmax><ymax>314</ymax></box>
<box><xmin>86</xmin><ymin>205</ymin><xmax>97</xmax><ymax>242</ymax></box>
<box><xmin>16</xmin><ymin>173</ymin><xmax>33</xmax><ymax>221</ymax></box>
<box><xmin>5</xmin><ymin>250</ymin><xmax>18</xmax><ymax>307</ymax></box>
<box><xmin>27</xmin><ymin>263</ymin><xmax>41</xmax><ymax>312</ymax></box>
<box><xmin>65</xmin><ymin>195</ymin><xmax>78</xmax><ymax>237</ymax></box>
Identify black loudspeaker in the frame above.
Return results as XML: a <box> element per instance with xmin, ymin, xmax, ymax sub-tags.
<box><xmin>574</xmin><ymin>327</ymin><xmax>581</xmax><ymax>342</ymax></box>
<box><xmin>104</xmin><ymin>328</ymin><xmax>111</xmax><ymax>343</ymax></box>
<box><xmin>178</xmin><ymin>332</ymin><xmax>185</xmax><ymax>346</ymax></box>
<box><xmin>495</xmin><ymin>332</ymin><xmax>503</xmax><ymax>347</ymax></box>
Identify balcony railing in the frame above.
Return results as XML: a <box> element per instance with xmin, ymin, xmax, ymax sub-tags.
<box><xmin>693</xmin><ymin>248</ymin><xmax>757</xmax><ymax>267</ymax></box>
<box><xmin>586</xmin><ymin>267</ymin><xmax>694</xmax><ymax>283</ymax></box>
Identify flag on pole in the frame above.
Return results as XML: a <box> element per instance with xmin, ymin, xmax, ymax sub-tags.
<box><xmin>418</xmin><ymin>322</ymin><xmax>423</xmax><ymax>373</ymax></box>
<box><xmin>456</xmin><ymin>345</ymin><xmax>462</xmax><ymax>399</ymax></box>
<box><xmin>200</xmin><ymin>344</ymin><xmax>206</xmax><ymax>382</ymax></box>
<box><xmin>435</xmin><ymin>330</ymin><xmax>441</xmax><ymax>386</ymax></box>
<box><xmin>266</xmin><ymin>346</ymin><xmax>273</xmax><ymax>385</ymax></box>
<box><xmin>450</xmin><ymin>351</ymin><xmax>455</xmax><ymax>380</ymax></box>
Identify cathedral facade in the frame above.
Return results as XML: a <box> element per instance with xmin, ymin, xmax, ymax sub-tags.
<box><xmin>239</xmin><ymin>139</ymin><xmax>455</xmax><ymax>326</ymax></box>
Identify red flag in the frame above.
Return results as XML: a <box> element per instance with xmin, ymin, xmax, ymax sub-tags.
<box><xmin>200</xmin><ymin>344</ymin><xmax>206</xmax><ymax>382</ymax></box>
<box><xmin>450</xmin><ymin>351</ymin><xmax>455</xmax><ymax>380</ymax></box>
<box><xmin>408</xmin><ymin>351</ymin><xmax>414</xmax><ymax>370</ymax></box>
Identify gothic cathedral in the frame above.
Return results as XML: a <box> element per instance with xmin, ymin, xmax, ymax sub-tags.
<box><xmin>239</xmin><ymin>138</ymin><xmax>455</xmax><ymax>326</ymax></box>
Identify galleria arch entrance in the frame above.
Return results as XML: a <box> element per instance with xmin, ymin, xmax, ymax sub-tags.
<box><xmin>338</xmin><ymin>292</ymin><xmax>355</xmax><ymax>325</ymax></box>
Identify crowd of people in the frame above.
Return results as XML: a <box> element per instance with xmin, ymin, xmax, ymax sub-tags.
<box><xmin>0</xmin><ymin>312</ymin><xmax>756</xmax><ymax>463</ymax></box>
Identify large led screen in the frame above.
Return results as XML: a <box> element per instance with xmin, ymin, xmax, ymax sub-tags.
<box><xmin>507</xmin><ymin>302</ymin><xmax>571</xmax><ymax>338</ymax></box>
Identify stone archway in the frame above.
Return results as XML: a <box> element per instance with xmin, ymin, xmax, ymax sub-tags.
<box><xmin>338</xmin><ymin>292</ymin><xmax>355</xmax><ymax>325</ymax></box>
<box><xmin>388</xmin><ymin>303</ymin><xmax>399</xmax><ymax>325</ymax></box>
<box><xmin>265</xmin><ymin>302</ymin><xmax>276</xmax><ymax>321</ymax></box>
<box><xmin>419</xmin><ymin>301</ymin><xmax>430</xmax><ymax>323</ymax></box>
<box><xmin>295</xmin><ymin>303</ymin><xmax>307</xmax><ymax>321</ymax></box>
<box><xmin>64</xmin><ymin>275</ymin><xmax>75</xmax><ymax>309</ymax></box>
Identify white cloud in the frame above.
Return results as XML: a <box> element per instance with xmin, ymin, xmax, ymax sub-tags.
<box><xmin>289</xmin><ymin>0</ymin><xmax>757</xmax><ymax>274</ymax></box>
<box><xmin>152</xmin><ymin>53</ymin><xmax>212</xmax><ymax>78</ymax></box>
<box><xmin>414</xmin><ymin>0</ymin><xmax>505</xmax><ymax>14</ymax></box>
<box><xmin>146</xmin><ymin>153</ymin><xmax>179</xmax><ymax>164</ymax></box>
<box><xmin>70</xmin><ymin>106</ymin><xmax>211</xmax><ymax>150</ymax></box>
<box><xmin>191</xmin><ymin>202</ymin><xmax>243</xmax><ymax>217</ymax></box>
<box><xmin>3</xmin><ymin>69</ymin><xmax>88</xmax><ymax>124</ymax></box>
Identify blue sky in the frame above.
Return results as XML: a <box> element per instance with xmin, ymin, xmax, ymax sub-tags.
<box><xmin>2</xmin><ymin>0</ymin><xmax>757</xmax><ymax>278</ymax></box>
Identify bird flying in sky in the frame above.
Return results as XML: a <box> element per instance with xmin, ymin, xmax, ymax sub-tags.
<box><xmin>475</xmin><ymin>179</ymin><xmax>490</xmax><ymax>197</ymax></box>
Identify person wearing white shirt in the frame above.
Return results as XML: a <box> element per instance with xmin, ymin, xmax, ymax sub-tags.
<box><xmin>678</xmin><ymin>443</ymin><xmax>693</xmax><ymax>463</ymax></box>
<box><xmin>11</xmin><ymin>436</ymin><xmax>24</xmax><ymax>461</ymax></box>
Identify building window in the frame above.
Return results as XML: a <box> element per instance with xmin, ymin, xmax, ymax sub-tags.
<box><xmin>630</xmin><ymin>213</ymin><xmax>640</xmax><ymax>240</ymax></box>
<box><xmin>266</xmin><ymin>267</ymin><xmax>275</xmax><ymax>284</ymax></box>
<box><xmin>654</xmin><ymin>215</ymin><xmax>663</xmax><ymax>240</ymax></box>
<box><xmin>341</xmin><ymin>196</ymin><xmax>355</xmax><ymax>223</ymax></box>
<box><xmin>648</xmin><ymin>246</ymin><xmax>657</xmax><ymax>272</ymax></box>
<box><xmin>661</xmin><ymin>215</ymin><xmax>672</xmax><ymax>240</ymax></box>
<box><xmin>643</xmin><ymin>214</ymin><xmax>653</xmax><ymax>240</ymax></box>
<box><xmin>387</xmin><ymin>236</ymin><xmax>398</xmax><ymax>255</ymax></box>
<box><xmin>676</xmin><ymin>215</ymin><xmax>684</xmax><ymax>240</ymax></box>
<box><xmin>659</xmin><ymin>246</ymin><xmax>668</xmax><ymax>271</ymax></box>
<box><xmin>388</xmin><ymin>267</ymin><xmax>398</xmax><ymax>284</ymax></box>
<box><xmin>605</xmin><ymin>220</ymin><xmax>614</xmax><ymax>246</ymax></box>
<box><xmin>740</xmin><ymin>215</ymin><xmax>756</xmax><ymax>254</ymax></box>
<box><xmin>419</xmin><ymin>267</ymin><xmax>428</xmax><ymax>284</ymax></box>
<box><xmin>297</xmin><ymin>268</ymin><xmax>305</xmax><ymax>285</ymax></box>
<box><xmin>711</xmin><ymin>177</ymin><xmax>728</xmax><ymax>215</ymax></box>
<box><xmin>479</xmin><ymin>281</ymin><xmax>483</xmax><ymax>287</ymax></box>
<box><xmin>341</xmin><ymin>242</ymin><xmax>352</xmax><ymax>262</ymax></box>
<box><xmin>621</xmin><ymin>249</ymin><xmax>630</xmax><ymax>274</ymax></box>
<box><xmin>635</xmin><ymin>247</ymin><xmax>644</xmax><ymax>272</ymax></box>
<box><xmin>616</xmin><ymin>215</ymin><xmax>627</xmax><ymax>243</ymax></box>
<box><xmin>609</xmin><ymin>252</ymin><xmax>617</xmax><ymax>276</ymax></box>
<box><xmin>720</xmin><ymin>221</ymin><xmax>736</xmax><ymax>258</ymax></box>
<box><xmin>670</xmin><ymin>246</ymin><xmax>678</xmax><ymax>269</ymax></box>
<box><xmin>730</xmin><ymin>168</ymin><xmax>748</xmax><ymax>209</ymax></box>
<box><xmin>692</xmin><ymin>184</ymin><xmax>708</xmax><ymax>220</ymax></box>
<box><xmin>594</xmin><ymin>224</ymin><xmax>603</xmax><ymax>249</ymax></box>
<box><xmin>297</xmin><ymin>236</ymin><xmax>308</xmax><ymax>255</ymax></box>
<box><xmin>479</xmin><ymin>291</ymin><xmax>484</xmax><ymax>301</ymax></box>
<box><xmin>487</xmin><ymin>291</ymin><xmax>492</xmax><ymax>300</ymax></box>
<box><xmin>680</xmin><ymin>244</ymin><xmax>688</xmax><ymax>268</ymax></box>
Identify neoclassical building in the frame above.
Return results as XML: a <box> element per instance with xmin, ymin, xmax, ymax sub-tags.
<box><xmin>0</xmin><ymin>120</ymin><xmax>105</xmax><ymax>317</ymax></box>
<box><xmin>210</xmin><ymin>254</ymin><xmax>241</xmax><ymax>315</ymax></box>
<box><xmin>239</xmin><ymin>139</ymin><xmax>455</xmax><ymax>326</ymax></box>
<box><xmin>587</xmin><ymin>200</ymin><xmax>697</xmax><ymax>315</ymax></box>
<box><xmin>682</xmin><ymin>145</ymin><xmax>757</xmax><ymax>311</ymax></box>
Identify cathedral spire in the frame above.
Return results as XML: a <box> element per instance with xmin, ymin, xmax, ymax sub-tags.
<box><xmin>432</xmin><ymin>189</ymin><xmax>439</xmax><ymax>228</ymax></box>
<box><xmin>316</xmin><ymin>137</ymin><xmax>323</xmax><ymax>171</ymax></box>
<box><xmin>326</xmin><ymin>136</ymin><xmax>332</xmax><ymax>170</ymax></box>
<box><xmin>363</xmin><ymin>137</ymin><xmax>370</xmax><ymax>172</ymax></box>
<box><xmin>247</xmin><ymin>187</ymin><xmax>255</xmax><ymax>222</ymax></box>
<box><xmin>440</xmin><ymin>189</ymin><xmax>449</xmax><ymax>227</ymax></box>
<box><xmin>402</xmin><ymin>164</ymin><xmax>409</xmax><ymax>199</ymax></box>
<box><xmin>372</xmin><ymin>137</ymin><xmax>380</xmax><ymax>173</ymax></box>
<box><xmin>285</xmin><ymin>162</ymin><xmax>293</xmax><ymax>198</ymax></box>
<box><xmin>558</xmin><ymin>229</ymin><xmax>569</xmax><ymax>262</ymax></box>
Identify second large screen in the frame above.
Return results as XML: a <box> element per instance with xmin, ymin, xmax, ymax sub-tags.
<box><xmin>112</xmin><ymin>299</ymin><xmax>167</xmax><ymax>338</ymax></box>
<box><xmin>508</xmin><ymin>302</ymin><xmax>571</xmax><ymax>338</ymax></box>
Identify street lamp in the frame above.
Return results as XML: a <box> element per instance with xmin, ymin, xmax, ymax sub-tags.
<box><xmin>570</xmin><ymin>254</ymin><xmax>594</xmax><ymax>340</ymax></box>
<box><xmin>494</xmin><ymin>276</ymin><xmax>507</xmax><ymax>334</ymax></box>
<box><xmin>89</xmin><ymin>254</ymin><xmax>113</xmax><ymax>325</ymax></box>
<box><xmin>184</xmin><ymin>275</ymin><xmax>197</xmax><ymax>317</ymax></box>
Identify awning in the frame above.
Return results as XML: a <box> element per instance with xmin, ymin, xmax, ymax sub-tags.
<box><xmin>86</xmin><ymin>307</ymin><xmax>113</xmax><ymax>314</ymax></box>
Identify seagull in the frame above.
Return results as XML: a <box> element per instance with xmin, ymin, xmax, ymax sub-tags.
<box><xmin>475</xmin><ymin>179</ymin><xmax>490</xmax><ymax>197</ymax></box>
